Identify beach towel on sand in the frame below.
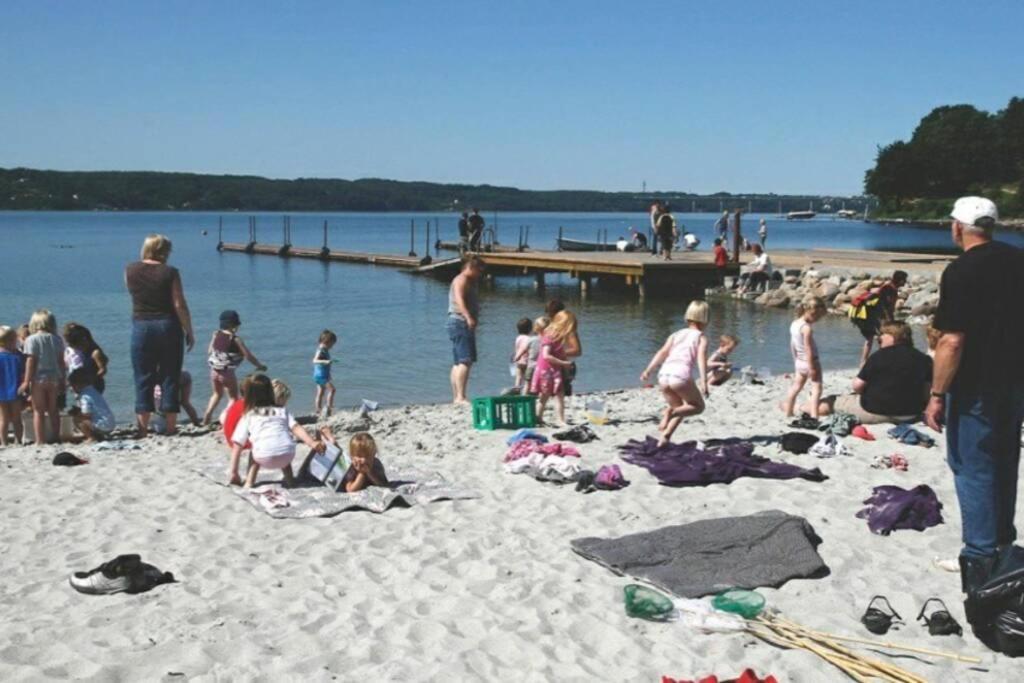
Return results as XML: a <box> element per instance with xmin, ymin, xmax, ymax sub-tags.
<box><xmin>619</xmin><ymin>438</ymin><xmax>827</xmax><ymax>487</ymax></box>
<box><xmin>194</xmin><ymin>460</ymin><xmax>479</xmax><ymax>518</ymax></box>
<box><xmin>571</xmin><ymin>510</ymin><xmax>829</xmax><ymax>598</ymax></box>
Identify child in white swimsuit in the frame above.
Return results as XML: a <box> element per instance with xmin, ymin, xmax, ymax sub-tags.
<box><xmin>641</xmin><ymin>300</ymin><xmax>710</xmax><ymax>447</ymax></box>
<box><xmin>782</xmin><ymin>297</ymin><xmax>826</xmax><ymax>418</ymax></box>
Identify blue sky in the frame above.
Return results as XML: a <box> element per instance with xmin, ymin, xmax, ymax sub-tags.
<box><xmin>2</xmin><ymin>1</ymin><xmax>1022</xmax><ymax>195</ymax></box>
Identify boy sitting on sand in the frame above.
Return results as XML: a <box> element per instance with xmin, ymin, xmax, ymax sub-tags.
<box><xmin>67</xmin><ymin>368</ymin><xmax>115</xmax><ymax>441</ymax></box>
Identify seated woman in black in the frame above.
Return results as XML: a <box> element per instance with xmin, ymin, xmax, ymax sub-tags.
<box><xmin>818</xmin><ymin>321</ymin><xmax>931</xmax><ymax>424</ymax></box>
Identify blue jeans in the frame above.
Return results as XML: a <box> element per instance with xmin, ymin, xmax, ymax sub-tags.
<box><xmin>131</xmin><ymin>316</ymin><xmax>184</xmax><ymax>414</ymax></box>
<box><xmin>945</xmin><ymin>387</ymin><xmax>1024</xmax><ymax>558</ymax></box>
<box><xmin>446</xmin><ymin>316</ymin><xmax>477</xmax><ymax>366</ymax></box>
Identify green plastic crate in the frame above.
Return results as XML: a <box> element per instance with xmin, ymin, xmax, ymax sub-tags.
<box><xmin>472</xmin><ymin>395</ymin><xmax>537</xmax><ymax>430</ymax></box>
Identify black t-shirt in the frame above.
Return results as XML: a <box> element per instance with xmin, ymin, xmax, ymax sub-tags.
<box><xmin>858</xmin><ymin>344</ymin><xmax>933</xmax><ymax>416</ymax></box>
<box><xmin>458</xmin><ymin>218</ymin><xmax>469</xmax><ymax>237</ymax></box>
<box><xmin>340</xmin><ymin>459</ymin><xmax>389</xmax><ymax>490</ymax></box>
<box><xmin>933</xmin><ymin>240</ymin><xmax>1024</xmax><ymax>395</ymax></box>
<box><xmin>468</xmin><ymin>214</ymin><xmax>485</xmax><ymax>233</ymax></box>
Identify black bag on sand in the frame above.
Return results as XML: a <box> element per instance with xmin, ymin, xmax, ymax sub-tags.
<box><xmin>964</xmin><ymin>547</ymin><xmax>1024</xmax><ymax>656</ymax></box>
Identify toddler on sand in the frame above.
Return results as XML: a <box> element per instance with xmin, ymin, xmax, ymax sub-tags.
<box><xmin>68</xmin><ymin>367</ymin><xmax>115</xmax><ymax>441</ymax></box>
<box><xmin>20</xmin><ymin>309</ymin><xmax>66</xmax><ymax>445</ymax></box>
<box><xmin>204</xmin><ymin>310</ymin><xmax>266</xmax><ymax>424</ymax></box>
<box><xmin>782</xmin><ymin>297</ymin><xmax>826</xmax><ymax>419</ymax></box>
<box><xmin>531</xmin><ymin>311</ymin><xmax>577</xmax><ymax>425</ymax></box>
<box><xmin>0</xmin><ymin>326</ymin><xmax>26</xmax><ymax>446</ymax></box>
<box><xmin>313</xmin><ymin>329</ymin><xmax>338</xmax><ymax>417</ymax></box>
<box><xmin>340</xmin><ymin>432</ymin><xmax>389</xmax><ymax>493</ymax></box>
<box><xmin>511</xmin><ymin>318</ymin><xmax>532</xmax><ymax>393</ymax></box>
<box><xmin>641</xmin><ymin>300</ymin><xmax>710</xmax><ymax>447</ymax></box>
<box><xmin>229</xmin><ymin>375</ymin><xmax>323</xmax><ymax>488</ymax></box>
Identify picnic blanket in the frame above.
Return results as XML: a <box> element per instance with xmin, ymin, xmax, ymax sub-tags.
<box><xmin>194</xmin><ymin>460</ymin><xmax>479</xmax><ymax>518</ymax></box>
<box><xmin>571</xmin><ymin>510</ymin><xmax>829</xmax><ymax>598</ymax></box>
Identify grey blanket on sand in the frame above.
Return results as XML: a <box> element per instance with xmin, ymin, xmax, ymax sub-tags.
<box><xmin>195</xmin><ymin>461</ymin><xmax>480</xmax><ymax>519</ymax></box>
<box><xmin>571</xmin><ymin>510</ymin><xmax>829</xmax><ymax>598</ymax></box>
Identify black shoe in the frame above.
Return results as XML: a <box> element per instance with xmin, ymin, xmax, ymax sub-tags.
<box><xmin>960</xmin><ymin>554</ymin><xmax>996</xmax><ymax>595</ymax></box>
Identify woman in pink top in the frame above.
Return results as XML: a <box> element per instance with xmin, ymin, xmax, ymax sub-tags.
<box><xmin>641</xmin><ymin>300</ymin><xmax>710</xmax><ymax>447</ymax></box>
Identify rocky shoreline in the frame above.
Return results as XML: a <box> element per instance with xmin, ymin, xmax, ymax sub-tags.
<box><xmin>711</xmin><ymin>266</ymin><xmax>940</xmax><ymax>326</ymax></box>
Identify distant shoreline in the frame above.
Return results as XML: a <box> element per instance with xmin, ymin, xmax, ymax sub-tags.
<box><xmin>871</xmin><ymin>216</ymin><xmax>1024</xmax><ymax>232</ymax></box>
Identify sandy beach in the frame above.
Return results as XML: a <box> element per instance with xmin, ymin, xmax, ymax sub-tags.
<box><xmin>0</xmin><ymin>371</ymin><xmax>1016</xmax><ymax>681</ymax></box>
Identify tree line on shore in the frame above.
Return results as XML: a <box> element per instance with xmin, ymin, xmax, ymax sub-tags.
<box><xmin>865</xmin><ymin>96</ymin><xmax>1024</xmax><ymax>218</ymax></box>
<box><xmin>0</xmin><ymin>167</ymin><xmax>864</xmax><ymax>214</ymax></box>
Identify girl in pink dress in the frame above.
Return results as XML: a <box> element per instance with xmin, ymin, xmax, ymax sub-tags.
<box><xmin>531</xmin><ymin>311</ymin><xmax>577</xmax><ymax>425</ymax></box>
<box><xmin>641</xmin><ymin>300</ymin><xmax>710</xmax><ymax>447</ymax></box>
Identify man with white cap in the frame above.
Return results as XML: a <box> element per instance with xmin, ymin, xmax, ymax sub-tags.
<box><xmin>926</xmin><ymin>196</ymin><xmax>1024</xmax><ymax>593</ymax></box>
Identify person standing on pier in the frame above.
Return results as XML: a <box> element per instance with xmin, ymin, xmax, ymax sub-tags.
<box><xmin>447</xmin><ymin>257</ymin><xmax>484</xmax><ymax>404</ymax></box>
<box><xmin>656</xmin><ymin>204</ymin><xmax>677</xmax><ymax>261</ymax></box>
<box><xmin>468</xmin><ymin>208</ymin><xmax>485</xmax><ymax>252</ymax></box>
<box><xmin>649</xmin><ymin>200</ymin><xmax>662</xmax><ymax>256</ymax></box>
<box><xmin>458</xmin><ymin>212</ymin><xmax>470</xmax><ymax>253</ymax></box>
<box><xmin>758</xmin><ymin>218</ymin><xmax>768</xmax><ymax>247</ymax></box>
<box><xmin>714</xmin><ymin>211</ymin><xmax>729</xmax><ymax>242</ymax></box>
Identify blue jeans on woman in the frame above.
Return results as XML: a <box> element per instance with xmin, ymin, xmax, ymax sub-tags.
<box><xmin>946</xmin><ymin>387</ymin><xmax>1024</xmax><ymax>559</ymax></box>
<box><xmin>131</xmin><ymin>316</ymin><xmax>183</xmax><ymax>414</ymax></box>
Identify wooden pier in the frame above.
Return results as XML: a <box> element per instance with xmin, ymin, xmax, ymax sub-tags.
<box><xmin>218</xmin><ymin>242</ymin><xmax>432</xmax><ymax>268</ymax></box>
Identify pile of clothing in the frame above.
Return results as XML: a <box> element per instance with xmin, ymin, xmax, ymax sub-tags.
<box><xmin>504</xmin><ymin>436</ymin><xmax>583</xmax><ymax>483</ymax></box>
<box><xmin>619</xmin><ymin>438</ymin><xmax>827</xmax><ymax>487</ymax></box>
<box><xmin>856</xmin><ymin>485</ymin><xmax>943</xmax><ymax>535</ymax></box>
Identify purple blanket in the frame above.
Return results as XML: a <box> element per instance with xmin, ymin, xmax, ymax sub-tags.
<box><xmin>856</xmin><ymin>484</ymin><xmax>944</xmax><ymax>535</ymax></box>
<box><xmin>618</xmin><ymin>438</ymin><xmax>827</xmax><ymax>487</ymax></box>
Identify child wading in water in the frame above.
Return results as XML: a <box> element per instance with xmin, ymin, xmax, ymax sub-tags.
<box><xmin>204</xmin><ymin>310</ymin><xmax>266</xmax><ymax>424</ymax></box>
<box><xmin>0</xmin><ymin>326</ymin><xmax>26</xmax><ymax>446</ymax></box>
<box><xmin>531</xmin><ymin>311</ymin><xmax>577</xmax><ymax>425</ymax></box>
<box><xmin>708</xmin><ymin>334</ymin><xmax>739</xmax><ymax>386</ymax></box>
<box><xmin>641</xmin><ymin>300</ymin><xmax>710</xmax><ymax>447</ymax></box>
<box><xmin>782</xmin><ymin>296</ymin><xmax>826</xmax><ymax>419</ymax></box>
<box><xmin>229</xmin><ymin>375</ymin><xmax>323</xmax><ymax>488</ymax></box>
<box><xmin>313</xmin><ymin>329</ymin><xmax>337</xmax><ymax>417</ymax></box>
<box><xmin>341</xmin><ymin>432</ymin><xmax>389</xmax><ymax>493</ymax></box>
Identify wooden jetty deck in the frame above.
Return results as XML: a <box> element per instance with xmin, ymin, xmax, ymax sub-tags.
<box><xmin>218</xmin><ymin>239</ymin><xmax>953</xmax><ymax>298</ymax></box>
<box><xmin>218</xmin><ymin>242</ymin><xmax>429</xmax><ymax>268</ymax></box>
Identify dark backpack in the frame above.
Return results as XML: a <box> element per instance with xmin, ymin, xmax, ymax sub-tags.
<box><xmin>781</xmin><ymin>432</ymin><xmax>819</xmax><ymax>455</ymax></box>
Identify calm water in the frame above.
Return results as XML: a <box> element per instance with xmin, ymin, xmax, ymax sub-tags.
<box><xmin>2</xmin><ymin>211</ymin><xmax>1021</xmax><ymax>422</ymax></box>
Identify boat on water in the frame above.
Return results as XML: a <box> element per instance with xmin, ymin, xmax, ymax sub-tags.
<box><xmin>556</xmin><ymin>237</ymin><xmax>618</xmax><ymax>252</ymax></box>
<box><xmin>786</xmin><ymin>210</ymin><xmax>816</xmax><ymax>220</ymax></box>
<box><xmin>835</xmin><ymin>209</ymin><xmax>859</xmax><ymax>219</ymax></box>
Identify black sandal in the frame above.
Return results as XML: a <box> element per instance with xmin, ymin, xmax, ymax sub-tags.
<box><xmin>917</xmin><ymin>598</ymin><xmax>963</xmax><ymax>636</ymax></box>
<box><xmin>861</xmin><ymin>595</ymin><xmax>903</xmax><ymax>635</ymax></box>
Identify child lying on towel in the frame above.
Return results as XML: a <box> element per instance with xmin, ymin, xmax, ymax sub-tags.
<box><xmin>321</xmin><ymin>431</ymin><xmax>388</xmax><ymax>493</ymax></box>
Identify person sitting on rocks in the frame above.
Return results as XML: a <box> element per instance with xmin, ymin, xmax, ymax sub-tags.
<box><xmin>817</xmin><ymin>321</ymin><xmax>931</xmax><ymax>424</ymax></box>
<box><xmin>738</xmin><ymin>244</ymin><xmax>773</xmax><ymax>293</ymax></box>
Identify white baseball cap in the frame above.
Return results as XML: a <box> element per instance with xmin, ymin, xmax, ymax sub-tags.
<box><xmin>950</xmin><ymin>196</ymin><xmax>999</xmax><ymax>227</ymax></box>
